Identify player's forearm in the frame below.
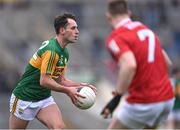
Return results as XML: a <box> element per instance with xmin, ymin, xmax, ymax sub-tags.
<box><xmin>116</xmin><ymin>64</ymin><xmax>136</xmax><ymax>94</ymax></box>
<box><xmin>116</xmin><ymin>52</ymin><xmax>136</xmax><ymax>94</ymax></box>
<box><xmin>61</xmin><ymin>78</ymin><xmax>81</xmax><ymax>86</ymax></box>
<box><xmin>56</xmin><ymin>76</ymin><xmax>81</xmax><ymax>87</ymax></box>
<box><xmin>40</xmin><ymin>75</ymin><xmax>70</xmax><ymax>94</ymax></box>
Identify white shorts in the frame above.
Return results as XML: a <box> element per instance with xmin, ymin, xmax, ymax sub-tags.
<box><xmin>9</xmin><ymin>94</ymin><xmax>56</xmax><ymax>121</ymax></box>
<box><xmin>116</xmin><ymin>98</ymin><xmax>174</xmax><ymax>129</ymax></box>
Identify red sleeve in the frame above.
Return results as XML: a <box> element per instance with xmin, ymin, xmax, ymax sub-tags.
<box><xmin>107</xmin><ymin>37</ymin><xmax>130</xmax><ymax>61</ymax></box>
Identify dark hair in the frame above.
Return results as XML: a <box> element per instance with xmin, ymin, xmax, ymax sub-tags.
<box><xmin>108</xmin><ymin>0</ymin><xmax>128</xmax><ymax>16</ymax></box>
<box><xmin>54</xmin><ymin>12</ymin><xmax>76</xmax><ymax>34</ymax></box>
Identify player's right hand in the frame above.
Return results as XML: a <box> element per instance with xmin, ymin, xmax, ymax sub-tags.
<box><xmin>66</xmin><ymin>87</ymin><xmax>85</xmax><ymax>105</ymax></box>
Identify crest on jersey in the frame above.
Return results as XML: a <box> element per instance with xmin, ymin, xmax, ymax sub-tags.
<box><xmin>18</xmin><ymin>108</ymin><xmax>24</xmax><ymax>115</ymax></box>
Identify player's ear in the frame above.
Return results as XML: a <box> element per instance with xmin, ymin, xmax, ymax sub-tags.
<box><xmin>59</xmin><ymin>27</ymin><xmax>66</xmax><ymax>35</ymax></box>
<box><xmin>106</xmin><ymin>12</ymin><xmax>115</xmax><ymax>29</ymax></box>
<box><xmin>106</xmin><ymin>12</ymin><xmax>112</xmax><ymax>23</ymax></box>
<box><xmin>128</xmin><ymin>10</ymin><xmax>132</xmax><ymax>17</ymax></box>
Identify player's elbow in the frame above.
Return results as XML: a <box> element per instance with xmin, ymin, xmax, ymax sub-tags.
<box><xmin>40</xmin><ymin>75</ymin><xmax>48</xmax><ymax>87</ymax></box>
<box><xmin>40</xmin><ymin>78</ymin><xmax>46</xmax><ymax>87</ymax></box>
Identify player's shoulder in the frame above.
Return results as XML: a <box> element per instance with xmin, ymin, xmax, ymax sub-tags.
<box><xmin>107</xmin><ymin>25</ymin><xmax>131</xmax><ymax>42</ymax></box>
<box><xmin>40</xmin><ymin>38</ymin><xmax>57</xmax><ymax>50</ymax></box>
<box><xmin>120</xmin><ymin>21</ymin><xmax>152</xmax><ymax>37</ymax></box>
<box><xmin>37</xmin><ymin>38</ymin><xmax>58</xmax><ymax>56</ymax></box>
<box><xmin>107</xmin><ymin>27</ymin><xmax>122</xmax><ymax>40</ymax></box>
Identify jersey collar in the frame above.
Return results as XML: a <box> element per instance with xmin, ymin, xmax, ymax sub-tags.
<box><xmin>115</xmin><ymin>18</ymin><xmax>132</xmax><ymax>29</ymax></box>
<box><xmin>54</xmin><ymin>37</ymin><xmax>65</xmax><ymax>51</ymax></box>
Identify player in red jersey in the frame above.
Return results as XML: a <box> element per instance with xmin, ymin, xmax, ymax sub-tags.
<box><xmin>101</xmin><ymin>0</ymin><xmax>174</xmax><ymax>129</ymax></box>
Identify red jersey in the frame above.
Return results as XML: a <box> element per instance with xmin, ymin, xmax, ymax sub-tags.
<box><xmin>106</xmin><ymin>18</ymin><xmax>174</xmax><ymax>103</ymax></box>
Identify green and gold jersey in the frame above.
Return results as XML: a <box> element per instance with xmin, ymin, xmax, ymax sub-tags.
<box><xmin>13</xmin><ymin>37</ymin><xmax>69</xmax><ymax>101</ymax></box>
<box><xmin>173</xmin><ymin>80</ymin><xmax>180</xmax><ymax>110</ymax></box>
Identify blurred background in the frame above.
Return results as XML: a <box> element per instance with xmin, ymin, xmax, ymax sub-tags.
<box><xmin>0</xmin><ymin>0</ymin><xmax>180</xmax><ymax>129</ymax></box>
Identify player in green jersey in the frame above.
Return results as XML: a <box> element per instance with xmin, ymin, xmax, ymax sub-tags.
<box><xmin>166</xmin><ymin>67</ymin><xmax>180</xmax><ymax>129</ymax></box>
<box><xmin>9</xmin><ymin>12</ymin><xmax>96</xmax><ymax>129</ymax></box>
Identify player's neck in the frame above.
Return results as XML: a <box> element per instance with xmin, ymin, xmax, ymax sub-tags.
<box><xmin>56</xmin><ymin>36</ymin><xmax>68</xmax><ymax>49</ymax></box>
<box><xmin>113</xmin><ymin>15</ymin><xmax>130</xmax><ymax>29</ymax></box>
